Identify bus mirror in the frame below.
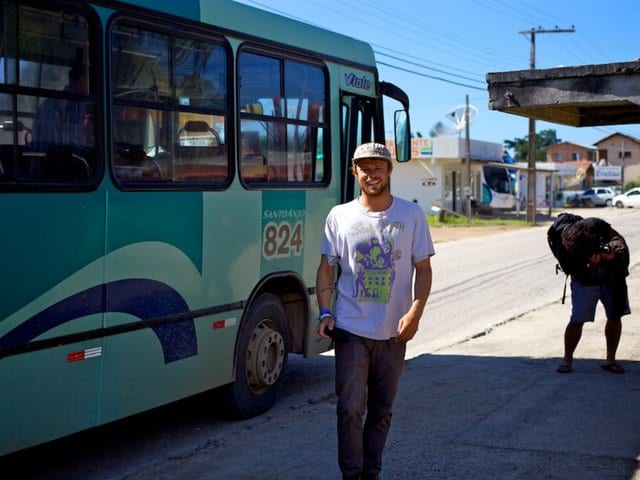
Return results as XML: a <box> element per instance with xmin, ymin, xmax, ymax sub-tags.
<box><xmin>394</xmin><ymin>110</ymin><xmax>410</xmax><ymax>162</ymax></box>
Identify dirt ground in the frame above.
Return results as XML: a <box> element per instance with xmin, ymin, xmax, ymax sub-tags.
<box><xmin>429</xmin><ymin>224</ymin><xmax>525</xmax><ymax>243</ymax></box>
<box><xmin>429</xmin><ymin>209</ymin><xmax>555</xmax><ymax>243</ymax></box>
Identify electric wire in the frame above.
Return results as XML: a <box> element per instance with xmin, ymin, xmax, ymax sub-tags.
<box><xmin>237</xmin><ymin>0</ymin><xmax>640</xmax><ymax>142</ymax></box>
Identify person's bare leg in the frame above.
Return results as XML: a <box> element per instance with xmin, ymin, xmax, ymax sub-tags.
<box><xmin>559</xmin><ymin>322</ymin><xmax>583</xmax><ymax>372</ymax></box>
<box><xmin>603</xmin><ymin>318</ymin><xmax>623</xmax><ymax>373</ymax></box>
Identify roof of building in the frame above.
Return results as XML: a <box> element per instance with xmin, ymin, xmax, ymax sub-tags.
<box><xmin>592</xmin><ymin>132</ymin><xmax>640</xmax><ymax>146</ymax></box>
<box><xmin>545</xmin><ymin>141</ymin><xmax>597</xmax><ymax>150</ymax></box>
<box><xmin>486</xmin><ymin>61</ymin><xmax>640</xmax><ymax>127</ymax></box>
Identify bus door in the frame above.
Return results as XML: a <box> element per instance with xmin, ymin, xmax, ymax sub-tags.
<box><xmin>340</xmin><ymin>83</ymin><xmax>411</xmax><ymax>202</ymax></box>
<box><xmin>340</xmin><ymin>93</ymin><xmax>380</xmax><ymax>203</ymax></box>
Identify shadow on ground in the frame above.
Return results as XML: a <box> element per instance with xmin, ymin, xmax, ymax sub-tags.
<box><xmin>5</xmin><ymin>352</ymin><xmax>640</xmax><ymax>480</ymax></box>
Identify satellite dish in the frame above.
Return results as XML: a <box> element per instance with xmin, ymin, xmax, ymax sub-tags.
<box><xmin>430</xmin><ymin>105</ymin><xmax>478</xmax><ymax>136</ymax></box>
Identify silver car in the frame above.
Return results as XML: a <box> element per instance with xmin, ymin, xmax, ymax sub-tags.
<box><xmin>569</xmin><ymin>187</ymin><xmax>616</xmax><ymax>207</ymax></box>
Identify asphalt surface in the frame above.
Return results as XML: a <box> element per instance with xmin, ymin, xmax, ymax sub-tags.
<box><xmin>385</xmin><ymin>267</ymin><xmax>640</xmax><ymax>480</ymax></box>
<box><xmin>125</xmin><ymin>264</ymin><xmax>640</xmax><ymax>480</ymax></box>
<box><xmin>4</xmin><ymin>210</ymin><xmax>639</xmax><ymax>480</ymax></box>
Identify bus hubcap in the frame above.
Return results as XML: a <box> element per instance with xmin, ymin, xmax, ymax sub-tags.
<box><xmin>246</xmin><ymin>321</ymin><xmax>285</xmax><ymax>393</ymax></box>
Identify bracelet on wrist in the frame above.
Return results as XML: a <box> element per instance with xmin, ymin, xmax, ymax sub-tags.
<box><xmin>318</xmin><ymin>312</ymin><xmax>333</xmax><ymax>321</ymax></box>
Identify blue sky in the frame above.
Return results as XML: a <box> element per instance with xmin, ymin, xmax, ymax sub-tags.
<box><xmin>235</xmin><ymin>0</ymin><xmax>640</xmax><ymax>152</ymax></box>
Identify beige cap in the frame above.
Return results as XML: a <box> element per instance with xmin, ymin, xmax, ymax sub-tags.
<box><xmin>352</xmin><ymin>142</ymin><xmax>392</xmax><ymax>164</ymax></box>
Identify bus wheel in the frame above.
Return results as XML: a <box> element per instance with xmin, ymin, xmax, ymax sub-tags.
<box><xmin>228</xmin><ymin>293</ymin><xmax>289</xmax><ymax>418</ymax></box>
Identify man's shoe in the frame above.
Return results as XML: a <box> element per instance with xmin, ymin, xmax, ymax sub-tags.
<box><xmin>342</xmin><ymin>475</ymin><xmax>360</xmax><ymax>480</ymax></box>
<box><xmin>362</xmin><ymin>472</ymin><xmax>380</xmax><ymax>480</ymax></box>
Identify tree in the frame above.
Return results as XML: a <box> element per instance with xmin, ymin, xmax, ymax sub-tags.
<box><xmin>504</xmin><ymin>129</ymin><xmax>561</xmax><ymax>162</ymax></box>
<box><xmin>503</xmin><ymin>137</ymin><xmax>528</xmax><ymax>162</ymax></box>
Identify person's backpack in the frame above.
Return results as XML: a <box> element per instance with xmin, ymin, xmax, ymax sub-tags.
<box><xmin>547</xmin><ymin>212</ymin><xmax>582</xmax><ymax>303</ymax></box>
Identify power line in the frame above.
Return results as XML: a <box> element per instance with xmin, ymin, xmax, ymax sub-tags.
<box><xmin>240</xmin><ymin>0</ymin><xmax>506</xmax><ymax>90</ymax></box>
<box><xmin>356</xmin><ymin>0</ymin><xmax>523</xmax><ymax>69</ymax></box>
<box><xmin>374</xmin><ymin>51</ymin><xmax>485</xmax><ymax>85</ymax></box>
<box><xmin>236</xmin><ymin>0</ymin><xmax>640</xmax><ymax>145</ymax></box>
<box><xmin>376</xmin><ymin>60</ymin><xmax>486</xmax><ymax>91</ymax></box>
<box><xmin>241</xmin><ymin>0</ymin><xmax>531</xmax><ymax>88</ymax></box>
<box><xmin>373</xmin><ymin>43</ymin><xmax>484</xmax><ymax>79</ymax></box>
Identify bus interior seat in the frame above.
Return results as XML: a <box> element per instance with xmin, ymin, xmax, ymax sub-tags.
<box><xmin>27</xmin><ymin>145</ymin><xmax>91</xmax><ymax>181</ymax></box>
<box><xmin>174</xmin><ymin>121</ymin><xmax>226</xmax><ymax>180</ymax></box>
<box><xmin>114</xmin><ymin>142</ymin><xmax>162</xmax><ymax>180</ymax></box>
<box><xmin>175</xmin><ymin>121</ymin><xmax>223</xmax><ymax>158</ymax></box>
<box><xmin>239</xmin><ymin>131</ymin><xmax>267</xmax><ymax>182</ymax></box>
<box><xmin>0</xmin><ymin>144</ymin><xmax>14</xmax><ymax>179</ymax></box>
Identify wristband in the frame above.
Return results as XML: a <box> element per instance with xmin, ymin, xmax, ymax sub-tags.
<box><xmin>319</xmin><ymin>308</ymin><xmax>331</xmax><ymax>316</ymax></box>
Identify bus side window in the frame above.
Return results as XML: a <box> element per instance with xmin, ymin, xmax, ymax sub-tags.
<box><xmin>238</xmin><ymin>50</ymin><xmax>328</xmax><ymax>187</ymax></box>
<box><xmin>0</xmin><ymin>3</ymin><xmax>99</xmax><ymax>188</ymax></box>
<box><xmin>110</xmin><ymin>21</ymin><xmax>229</xmax><ymax>189</ymax></box>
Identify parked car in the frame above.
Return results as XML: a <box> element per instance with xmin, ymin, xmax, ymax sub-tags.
<box><xmin>612</xmin><ymin>187</ymin><xmax>640</xmax><ymax>208</ymax></box>
<box><xmin>568</xmin><ymin>187</ymin><xmax>616</xmax><ymax>207</ymax></box>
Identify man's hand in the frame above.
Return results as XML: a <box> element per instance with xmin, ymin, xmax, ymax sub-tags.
<box><xmin>396</xmin><ymin>311</ymin><xmax>420</xmax><ymax>343</ymax></box>
<box><xmin>396</xmin><ymin>258</ymin><xmax>431</xmax><ymax>343</ymax></box>
<box><xmin>317</xmin><ymin>316</ymin><xmax>335</xmax><ymax>339</ymax></box>
<box><xmin>589</xmin><ymin>251</ymin><xmax>616</xmax><ymax>266</ymax></box>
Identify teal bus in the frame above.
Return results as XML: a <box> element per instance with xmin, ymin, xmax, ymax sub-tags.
<box><xmin>0</xmin><ymin>0</ymin><xmax>411</xmax><ymax>455</ymax></box>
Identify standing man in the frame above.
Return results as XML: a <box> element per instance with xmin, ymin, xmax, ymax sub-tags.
<box><xmin>556</xmin><ymin>217</ymin><xmax>630</xmax><ymax>374</ymax></box>
<box><xmin>316</xmin><ymin>142</ymin><xmax>435</xmax><ymax>480</ymax></box>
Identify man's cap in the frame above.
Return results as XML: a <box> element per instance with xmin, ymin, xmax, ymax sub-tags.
<box><xmin>352</xmin><ymin>142</ymin><xmax>392</xmax><ymax>164</ymax></box>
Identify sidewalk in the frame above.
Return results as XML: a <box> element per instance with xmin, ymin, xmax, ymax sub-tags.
<box><xmin>130</xmin><ymin>267</ymin><xmax>640</xmax><ymax>480</ymax></box>
<box><xmin>385</xmin><ymin>268</ymin><xmax>640</xmax><ymax>480</ymax></box>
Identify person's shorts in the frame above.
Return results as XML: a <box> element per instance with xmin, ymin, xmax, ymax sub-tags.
<box><xmin>570</xmin><ymin>278</ymin><xmax>630</xmax><ymax>324</ymax></box>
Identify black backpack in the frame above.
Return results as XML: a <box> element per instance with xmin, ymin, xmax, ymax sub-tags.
<box><xmin>547</xmin><ymin>212</ymin><xmax>583</xmax><ymax>274</ymax></box>
<box><xmin>547</xmin><ymin>212</ymin><xmax>582</xmax><ymax>303</ymax></box>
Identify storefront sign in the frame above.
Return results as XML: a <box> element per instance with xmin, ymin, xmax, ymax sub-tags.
<box><xmin>594</xmin><ymin>165</ymin><xmax>621</xmax><ymax>181</ymax></box>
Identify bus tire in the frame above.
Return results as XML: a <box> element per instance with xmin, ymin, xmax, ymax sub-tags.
<box><xmin>228</xmin><ymin>293</ymin><xmax>289</xmax><ymax>418</ymax></box>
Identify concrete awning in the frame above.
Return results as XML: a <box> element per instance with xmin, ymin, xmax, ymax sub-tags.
<box><xmin>486</xmin><ymin>61</ymin><xmax>640</xmax><ymax>127</ymax></box>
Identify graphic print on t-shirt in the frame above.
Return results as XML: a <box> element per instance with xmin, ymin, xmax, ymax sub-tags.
<box><xmin>353</xmin><ymin>235</ymin><xmax>400</xmax><ymax>302</ymax></box>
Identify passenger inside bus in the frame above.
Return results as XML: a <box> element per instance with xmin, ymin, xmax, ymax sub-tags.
<box><xmin>31</xmin><ymin>66</ymin><xmax>91</xmax><ymax>149</ymax></box>
<box><xmin>29</xmin><ymin>65</ymin><xmax>94</xmax><ymax>180</ymax></box>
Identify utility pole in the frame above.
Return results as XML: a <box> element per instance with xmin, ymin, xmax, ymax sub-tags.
<box><xmin>519</xmin><ymin>26</ymin><xmax>575</xmax><ymax>224</ymax></box>
<box><xmin>465</xmin><ymin>94</ymin><xmax>472</xmax><ymax>222</ymax></box>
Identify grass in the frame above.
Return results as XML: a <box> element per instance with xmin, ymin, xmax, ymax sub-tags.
<box><xmin>427</xmin><ymin>213</ymin><xmax>529</xmax><ymax>228</ymax></box>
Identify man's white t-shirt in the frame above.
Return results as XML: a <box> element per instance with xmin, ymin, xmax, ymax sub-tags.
<box><xmin>320</xmin><ymin>196</ymin><xmax>435</xmax><ymax>340</ymax></box>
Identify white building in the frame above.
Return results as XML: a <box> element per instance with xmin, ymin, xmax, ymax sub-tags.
<box><xmin>390</xmin><ymin>137</ymin><xmax>511</xmax><ymax>214</ymax></box>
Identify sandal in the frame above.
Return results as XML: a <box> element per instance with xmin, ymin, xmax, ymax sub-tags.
<box><xmin>601</xmin><ymin>363</ymin><xmax>624</xmax><ymax>374</ymax></box>
<box><xmin>557</xmin><ymin>364</ymin><xmax>572</xmax><ymax>374</ymax></box>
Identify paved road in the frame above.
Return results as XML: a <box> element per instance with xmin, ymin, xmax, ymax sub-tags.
<box><xmin>4</xmin><ymin>208</ymin><xmax>640</xmax><ymax>479</ymax></box>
